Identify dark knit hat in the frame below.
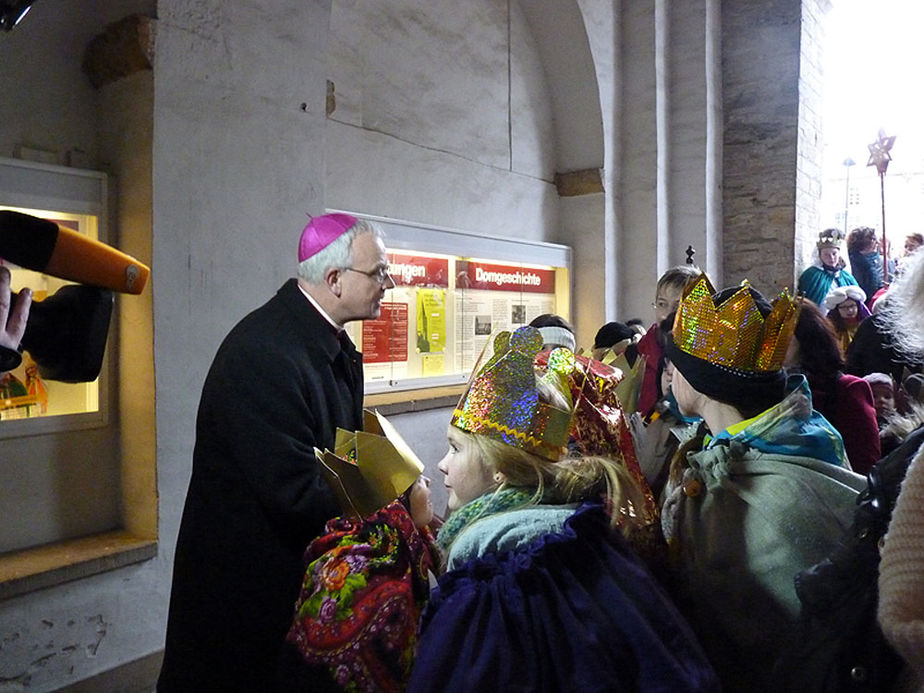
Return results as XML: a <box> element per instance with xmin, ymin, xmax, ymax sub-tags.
<box><xmin>593</xmin><ymin>321</ymin><xmax>636</xmax><ymax>350</ymax></box>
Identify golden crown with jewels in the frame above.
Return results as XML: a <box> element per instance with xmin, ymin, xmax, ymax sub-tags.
<box><xmin>672</xmin><ymin>274</ymin><xmax>801</xmax><ymax>374</ymax></box>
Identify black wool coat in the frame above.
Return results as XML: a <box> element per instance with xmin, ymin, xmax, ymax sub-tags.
<box><xmin>159</xmin><ymin>279</ymin><xmax>363</xmax><ymax>692</ymax></box>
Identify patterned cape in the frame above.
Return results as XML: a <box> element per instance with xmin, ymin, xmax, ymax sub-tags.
<box><xmin>285</xmin><ymin>500</ymin><xmax>440</xmax><ymax>692</ymax></box>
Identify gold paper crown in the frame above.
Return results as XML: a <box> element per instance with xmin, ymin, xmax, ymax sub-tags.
<box><xmin>596</xmin><ymin>348</ymin><xmax>646</xmax><ymax>416</ymax></box>
<box><xmin>451</xmin><ymin>326</ymin><xmax>574</xmax><ymax>460</ymax></box>
<box><xmin>672</xmin><ymin>274</ymin><xmax>801</xmax><ymax>373</ymax></box>
<box><xmin>316</xmin><ymin>409</ymin><xmax>424</xmax><ymax>520</ymax></box>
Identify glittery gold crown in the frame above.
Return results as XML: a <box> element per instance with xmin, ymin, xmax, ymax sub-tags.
<box><xmin>672</xmin><ymin>274</ymin><xmax>801</xmax><ymax>374</ymax></box>
<box><xmin>316</xmin><ymin>409</ymin><xmax>424</xmax><ymax>520</ymax></box>
<box><xmin>451</xmin><ymin>326</ymin><xmax>574</xmax><ymax>460</ymax></box>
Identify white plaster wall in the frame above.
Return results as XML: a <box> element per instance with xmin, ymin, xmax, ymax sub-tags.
<box><xmin>518</xmin><ymin>0</ymin><xmax>603</xmax><ymax>173</ymax></box>
<box><xmin>668</xmin><ymin>0</ymin><xmax>708</xmax><ymax>266</ymax></box>
<box><xmin>578</xmin><ymin>0</ymin><xmax>621</xmax><ymax>324</ymax></box>
<box><xmin>0</xmin><ymin>3</ymin><xmax>100</xmax><ymax>164</ymax></box>
<box><xmin>325</xmin><ymin>0</ymin><xmax>559</xmax><ymax>237</ymax></box>
<box><xmin>560</xmin><ymin>193</ymin><xmax>607</xmax><ymax>347</ymax></box>
<box><xmin>152</xmin><ymin>3</ymin><xmax>333</xmax><ymax>686</ymax></box>
<box><xmin>619</xmin><ymin>0</ymin><xmax>661</xmax><ymax>319</ymax></box>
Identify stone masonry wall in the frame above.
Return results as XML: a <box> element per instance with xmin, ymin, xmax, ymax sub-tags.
<box><xmin>722</xmin><ymin>0</ymin><xmax>802</xmax><ymax>296</ymax></box>
<box><xmin>794</xmin><ymin>0</ymin><xmax>830</xmax><ymax>284</ymax></box>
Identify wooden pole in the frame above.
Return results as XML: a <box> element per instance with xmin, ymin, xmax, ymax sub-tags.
<box><xmin>880</xmin><ymin>171</ymin><xmax>888</xmax><ymax>284</ymax></box>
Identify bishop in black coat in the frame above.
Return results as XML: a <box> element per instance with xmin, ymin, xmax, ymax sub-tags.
<box><xmin>159</xmin><ymin>278</ymin><xmax>363</xmax><ymax>691</ymax></box>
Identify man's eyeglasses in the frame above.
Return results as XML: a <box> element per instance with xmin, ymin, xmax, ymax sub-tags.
<box><xmin>344</xmin><ymin>266</ymin><xmax>393</xmax><ymax>284</ymax></box>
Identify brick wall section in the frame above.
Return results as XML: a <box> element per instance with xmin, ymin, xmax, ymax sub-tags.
<box><xmin>722</xmin><ymin>0</ymin><xmax>802</xmax><ymax>296</ymax></box>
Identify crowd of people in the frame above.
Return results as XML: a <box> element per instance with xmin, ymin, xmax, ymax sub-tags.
<box><xmin>7</xmin><ymin>213</ymin><xmax>923</xmax><ymax>690</ymax></box>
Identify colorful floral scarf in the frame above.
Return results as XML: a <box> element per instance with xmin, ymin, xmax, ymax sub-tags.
<box><xmin>285</xmin><ymin>500</ymin><xmax>440</xmax><ymax>692</ymax></box>
<box><xmin>436</xmin><ymin>487</ymin><xmax>534</xmax><ymax>553</ymax></box>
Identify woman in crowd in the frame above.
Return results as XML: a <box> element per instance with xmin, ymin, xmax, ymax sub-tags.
<box><xmin>824</xmin><ymin>284</ymin><xmax>870</xmax><ymax>356</ymax></box>
<box><xmin>280</xmin><ymin>413</ymin><xmax>441</xmax><ymax>692</ymax></box>
<box><xmin>797</xmin><ymin>228</ymin><xmax>858</xmax><ymax>308</ymax></box>
<box><xmin>408</xmin><ymin>326</ymin><xmax>718</xmax><ymax>691</ymax></box>
<box><xmin>660</xmin><ymin>275</ymin><xmax>864</xmax><ymax>691</ymax></box>
<box><xmin>847</xmin><ymin>226</ymin><xmax>885</xmax><ymax>305</ymax></box>
<box><xmin>785</xmin><ymin>300</ymin><xmax>880</xmax><ymax>474</ymax></box>
<box><xmin>877</xmin><ymin>248</ymin><xmax>924</xmax><ymax>691</ymax></box>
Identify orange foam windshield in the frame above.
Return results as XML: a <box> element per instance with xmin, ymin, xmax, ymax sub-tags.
<box><xmin>43</xmin><ymin>225</ymin><xmax>150</xmax><ymax>294</ymax></box>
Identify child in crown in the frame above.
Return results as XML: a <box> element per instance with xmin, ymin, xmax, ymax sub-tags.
<box><xmin>408</xmin><ymin>326</ymin><xmax>718</xmax><ymax>691</ymax></box>
<box><xmin>659</xmin><ymin>275</ymin><xmax>866</xmax><ymax>691</ymax></box>
<box><xmin>279</xmin><ymin>413</ymin><xmax>441</xmax><ymax>692</ymax></box>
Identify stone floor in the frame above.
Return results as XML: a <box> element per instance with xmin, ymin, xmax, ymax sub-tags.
<box><xmin>57</xmin><ymin>651</ymin><xmax>162</xmax><ymax>693</ymax></box>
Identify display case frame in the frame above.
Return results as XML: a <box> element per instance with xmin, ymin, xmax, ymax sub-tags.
<box><xmin>337</xmin><ymin>212</ymin><xmax>572</xmax><ymax>400</ymax></box>
<box><xmin>0</xmin><ymin>157</ymin><xmax>110</xmax><ymax>439</ymax></box>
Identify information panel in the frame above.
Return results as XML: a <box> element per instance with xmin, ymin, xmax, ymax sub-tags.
<box><xmin>342</xmin><ymin>215</ymin><xmax>571</xmax><ymax>394</ymax></box>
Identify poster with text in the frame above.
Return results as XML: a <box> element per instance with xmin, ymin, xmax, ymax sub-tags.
<box><xmin>415</xmin><ymin>289</ymin><xmax>447</xmax><ymax>353</ymax></box>
<box><xmin>362</xmin><ymin>302</ymin><xmax>409</xmax><ymax>364</ymax></box>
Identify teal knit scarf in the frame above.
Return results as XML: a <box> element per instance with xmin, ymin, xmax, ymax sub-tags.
<box><xmin>436</xmin><ymin>487</ymin><xmax>534</xmax><ymax>552</ymax></box>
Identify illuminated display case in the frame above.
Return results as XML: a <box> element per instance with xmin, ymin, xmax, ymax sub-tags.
<box><xmin>342</xmin><ymin>214</ymin><xmax>572</xmax><ymax>395</ymax></box>
<box><xmin>0</xmin><ymin>158</ymin><xmax>109</xmax><ymax>435</ymax></box>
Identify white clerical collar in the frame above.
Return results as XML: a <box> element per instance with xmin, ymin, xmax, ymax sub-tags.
<box><xmin>297</xmin><ymin>282</ymin><xmax>343</xmax><ymax>332</ymax></box>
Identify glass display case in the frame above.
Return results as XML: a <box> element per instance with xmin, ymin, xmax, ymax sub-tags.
<box><xmin>342</xmin><ymin>214</ymin><xmax>571</xmax><ymax>395</ymax></box>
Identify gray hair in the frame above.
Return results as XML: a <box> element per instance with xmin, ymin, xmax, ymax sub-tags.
<box><xmin>296</xmin><ymin>218</ymin><xmax>385</xmax><ymax>284</ymax></box>
<box><xmin>878</xmin><ymin>248</ymin><xmax>924</xmax><ymax>359</ymax></box>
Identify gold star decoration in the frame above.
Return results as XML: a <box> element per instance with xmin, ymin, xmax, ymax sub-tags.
<box><xmin>867</xmin><ymin>129</ymin><xmax>896</xmax><ymax>175</ymax></box>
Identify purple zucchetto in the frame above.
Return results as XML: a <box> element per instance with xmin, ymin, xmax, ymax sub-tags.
<box><xmin>298</xmin><ymin>213</ymin><xmax>358</xmax><ymax>262</ymax></box>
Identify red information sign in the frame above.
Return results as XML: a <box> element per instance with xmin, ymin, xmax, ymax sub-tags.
<box><xmin>387</xmin><ymin>254</ymin><xmax>449</xmax><ymax>287</ymax></box>
<box><xmin>362</xmin><ymin>302</ymin><xmax>409</xmax><ymax>364</ymax></box>
<box><xmin>455</xmin><ymin>260</ymin><xmax>555</xmax><ymax>293</ymax></box>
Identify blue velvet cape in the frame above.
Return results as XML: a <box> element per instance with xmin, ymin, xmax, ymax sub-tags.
<box><xmin>408</xmin><ymin>503</ymin><xmax>718</xmax><ymax>692</ymax></box>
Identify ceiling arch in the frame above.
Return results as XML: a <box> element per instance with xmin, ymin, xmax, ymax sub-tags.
<box><xmin>516</xmin><ymin>0</ymin><xmax>604</xmax><ymax>174</ymax></box>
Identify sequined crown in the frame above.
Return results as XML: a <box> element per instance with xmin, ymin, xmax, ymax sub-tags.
<box><xmin>451</xmin><ymin>326</ymin><xmax>575</xmax><ymax>460</ymax></box>
<box><xmin>316</xmin><ymin>409</ymin><xmax>424</xmax><ymax>519</ymax></box>
<box><xmin>672</xmin><ymin>274</ymin><xmax>801</xmax><ymax>374</ymax></box>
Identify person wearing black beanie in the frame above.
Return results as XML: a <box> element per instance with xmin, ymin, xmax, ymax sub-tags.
<box><xmin>659</xmin><ymin>275</ymin><xmax>865</xmax><ymax>692</ymax></box>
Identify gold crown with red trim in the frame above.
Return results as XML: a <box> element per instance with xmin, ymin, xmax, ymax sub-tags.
<box><xmin>451</xmin><ymin>326</ymin><xmax>574</xmax><ymax>460</ymax></box>
<box><xmin>672</xmin><ymin>274</ymin><xmax>801</xmax><ymax>373</ymax></box>
<box><xmin>316</xmin><ymin>409</ymin><xmax>424</xmax><ymax>520</ymax></box>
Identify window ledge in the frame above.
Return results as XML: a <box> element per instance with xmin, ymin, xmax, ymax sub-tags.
<box><xmin>0</xmin><ymin>530</ymin><xmax>157</xmax><ymax>601</ymax></box>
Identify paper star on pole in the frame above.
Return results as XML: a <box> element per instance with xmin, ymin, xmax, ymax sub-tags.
<box><xmin>867</xmin><ymin>129</ymin><xmax>896</xmax><ymax>175</ymax></box>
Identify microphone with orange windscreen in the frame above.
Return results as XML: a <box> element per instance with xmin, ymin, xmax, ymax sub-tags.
<box><xmin>0</xmin><ymin>210</ymin><xmax>149</xmax><ymax>294</ymax></box>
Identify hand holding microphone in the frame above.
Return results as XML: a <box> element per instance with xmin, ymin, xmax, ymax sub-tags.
<box><xmin>0</xmin><ymin>210</ymin><xmax>149</xmax><ymax>381</ymax></box>
<box><xmin>0</xmin><ymin>210</ymin><xmax>149</xmax><ymax>294</ymax></box>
